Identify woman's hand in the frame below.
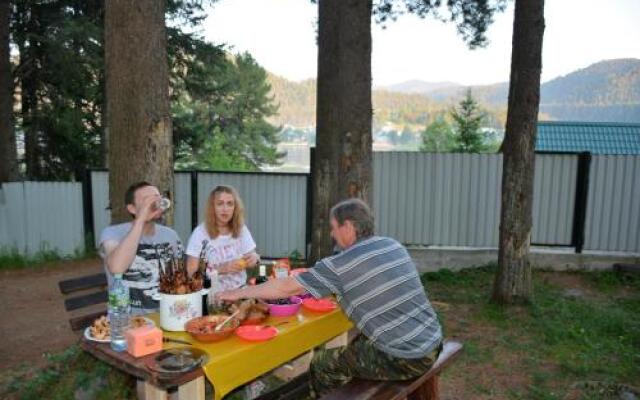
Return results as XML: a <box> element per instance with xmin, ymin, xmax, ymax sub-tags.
<box><xmin>217</xmin><ymin>260</ymin><xmax>245</xmax><ymax>274</ymax></box>
<box><xmin>242</xmin><ymin>251</ymin><xmax>260</xmax><ymax>268</ymax></box>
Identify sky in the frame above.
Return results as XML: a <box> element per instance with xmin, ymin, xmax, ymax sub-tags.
<box><xmin>201</xmin><ymin>0</ymin><xmax>640</xmax><ymax>87</ymax></box>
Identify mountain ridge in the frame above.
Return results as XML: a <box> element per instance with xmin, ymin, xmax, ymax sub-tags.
<box><xmin>267</xmin><ymin>58</ymin><xmax>640</xmax><ymax>127</ymax></box>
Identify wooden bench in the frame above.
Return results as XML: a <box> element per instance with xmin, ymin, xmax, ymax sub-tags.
<box><xmin>58</xmin><ymin>272</ymin><xmax>108</xmax><ymax>331</ymax></box>
<box><xmin>319</xmin><ymin>340</ymin><xmax>463</xmax><ymax>400</ymax></box>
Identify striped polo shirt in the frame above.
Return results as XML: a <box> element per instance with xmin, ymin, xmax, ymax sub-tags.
<box><xmin>295</xmin><ymin>236</ymin><xmax>442</xmax><ymax>359</ymax></box>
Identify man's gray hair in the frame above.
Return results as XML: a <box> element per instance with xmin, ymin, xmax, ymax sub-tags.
<box><xmin>330</xmin><ymin>198</ymin><xmax>375</xmax><ymax>239</ymax></box>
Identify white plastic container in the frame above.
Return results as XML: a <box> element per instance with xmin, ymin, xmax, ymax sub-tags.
<box><xmin>155</xmin><ymin>291</ymin><xmax>205</xmax><ymax>331</ymax></box>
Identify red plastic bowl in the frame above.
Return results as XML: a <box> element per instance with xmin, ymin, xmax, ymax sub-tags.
<box><xmin>302</xmin><ymin>298</ymin><xmax>338</xmax><ymax>313</ymax></box>
<box><xmin>235</xmin><ymin>325</ymin><xmax>278</xmax><ymax>342</ymax></box>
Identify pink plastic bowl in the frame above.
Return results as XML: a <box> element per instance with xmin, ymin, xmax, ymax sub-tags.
<box><xmin>267</xmin><ymin>296</ymin><xmax>302</xmax><ymax>317</ymax></box>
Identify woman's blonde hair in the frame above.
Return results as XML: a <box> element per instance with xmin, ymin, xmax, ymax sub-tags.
<box><xmin>204</xmin><ymin>185</ymin><xmax>245</xmax><ymax>238</ymax></box>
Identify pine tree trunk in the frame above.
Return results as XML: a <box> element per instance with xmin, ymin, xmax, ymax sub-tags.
<box><xmin>310</xmin><ymin>0</ymin><xmax>373</xmax><ymax>262</ymax></box>
<box><xmin>492</xmin><ymin>0</ymin><xmax>545</xmax><ymax>304</ymax></box>
<box><xmin>0</xmin><ymin>0</ymin><xmax>19</xmax><ymax>182</ymax></box>
<box><xmin>105</xmin><ymin>0</ymin><xmax>173</xmax><ymax>223</ymax></box>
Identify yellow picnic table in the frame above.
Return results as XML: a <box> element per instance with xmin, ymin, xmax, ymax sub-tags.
<box><xmin>149</xmin><ymin>307</ymin><xmax>352</xmax><ymax>399</ymax></box>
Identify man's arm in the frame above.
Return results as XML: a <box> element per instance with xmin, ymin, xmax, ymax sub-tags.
<box><xmin>215</xmin><ymin>277</ymin><xmax>306</xmax><ymax>302</ymax></box>
<box><xmin>104</xmin><ymin>194</ymin><xmax>161</xmax><ymax>274</ymax></box>
<box><xmin>104</xmin><ymin>220</ymin><xmax>146</xmax><ymax>274</ymax></box>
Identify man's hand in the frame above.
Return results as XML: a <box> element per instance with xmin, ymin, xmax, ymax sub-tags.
<box><xmin>215</xmin><ymin>289</ymin><xmax>244</xmax><ymax>303</ymax></box>
<box><xmin>215</xmin><ymin>276</ymin><xmax>306</xmax><ymax>302</ymax></box>
<box><xmin>135</xmin><ymin>194</ymin><xmax>163</xmax><ymax>223</ymax></box>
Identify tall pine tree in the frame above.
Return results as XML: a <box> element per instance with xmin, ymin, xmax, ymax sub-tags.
<box><xmin>492</xmin><ymin>0</ymin><xmax>546</xmax><ymax>304</ymax></box>
<box><xmin>451</xmin><ymin>89</ymin><xmax>487</xmax><ymax>153</ymax></box>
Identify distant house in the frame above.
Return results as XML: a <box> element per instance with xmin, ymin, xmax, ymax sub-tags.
<box><xmin>536</xmin><ymin>121</ymin><xmax>640</xmax><ymax>155</ymax></box>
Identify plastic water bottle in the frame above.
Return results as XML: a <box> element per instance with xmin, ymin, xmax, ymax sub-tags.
<box><xmin>108</xmin><ymin>274</ymin><xmax>130</xmax><ymax>352</ymax></box>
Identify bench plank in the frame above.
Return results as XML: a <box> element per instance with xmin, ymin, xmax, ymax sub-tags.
<box><xmin>320</xmin><ymin>341</ymin><xmax>463</xmax><ymax>400</ymax></box>
<box><xmin>64</xmin><ymin>290</ymin><xmax>108</xmax><ymax>311</ymax></box>
<box><xmin>58</xmin><ymin>273</ymin><xmax>107</xmax><ymax>294</ymax></box>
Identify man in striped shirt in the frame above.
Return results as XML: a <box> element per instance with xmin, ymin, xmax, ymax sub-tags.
<box><xmin>216</xmin><ymin>198</ymin><xmax>442</xmax><ymax>397</ymax></box>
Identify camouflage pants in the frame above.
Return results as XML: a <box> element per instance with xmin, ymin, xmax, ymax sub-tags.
<box><xmin>309</xmin><ymin>335</ymin><xmax>442</xmax><ymax>398</ymax></box>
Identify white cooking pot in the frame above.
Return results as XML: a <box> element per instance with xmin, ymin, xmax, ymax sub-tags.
<box><xmin>153</xmin><ymin>290</ymin><xmax>207</xmax><ymax>331</ymax></box>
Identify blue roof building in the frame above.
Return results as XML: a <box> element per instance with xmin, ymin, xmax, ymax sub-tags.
<box><xmin>536</xmin><ymin>121</ymin><xmax>640</xmax><ymax>154</ymax></box>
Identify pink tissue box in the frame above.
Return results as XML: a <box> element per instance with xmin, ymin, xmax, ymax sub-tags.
<box><xmin>125</xmin><ymin>325</ymin><xmax>163</xmax><ymax>358</ymax></box>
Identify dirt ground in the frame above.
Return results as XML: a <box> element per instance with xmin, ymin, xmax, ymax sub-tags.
<box><xmin>0</xmin><ymin>259</ymin><xmax>103</xmax><ymax>371</ymax></box>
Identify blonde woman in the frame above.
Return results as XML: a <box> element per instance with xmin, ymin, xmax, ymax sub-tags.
<box><xmin>186</xmin><ymin>185</ymin><xmax>259</xmax><ymax>290</ymax></box>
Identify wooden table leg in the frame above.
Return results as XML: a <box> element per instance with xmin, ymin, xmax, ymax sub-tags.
<box><xmin>324</xmin><ymin>332</ymin><xmax>348</xmax><ymax>349</ymax></box>
<box><xmin>178</xmin><ymin>376</ymin><xmax>205</xmax><ymax>400</ymax></box>
<box><xmin>137</xmin><ymin>379</ymin><xmax>169</xmax><ymax>400</ymax></box>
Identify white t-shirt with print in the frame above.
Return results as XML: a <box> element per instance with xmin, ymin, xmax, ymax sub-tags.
<box><xmin>186</xmin><ymin>223</ymin><xmax>256</xmax><ymax>290</ymax></box>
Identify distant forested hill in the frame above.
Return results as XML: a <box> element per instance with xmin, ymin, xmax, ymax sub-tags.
<box><xmin>268</xmin><ymin>75</ymin><xmax>506</xmax><ymax>129</ymax></box>
<box><xmin>267</xmin><ymin>59</ymin><xmax>640</xmax><ymax>128</ymax></box>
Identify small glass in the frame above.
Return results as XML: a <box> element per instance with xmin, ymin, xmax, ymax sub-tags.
<box><xmin>156</xmin><ymin>197</ymin><xmax>171</xmax><ymax>211</ymax></box>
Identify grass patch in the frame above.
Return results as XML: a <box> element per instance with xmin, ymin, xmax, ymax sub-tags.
<box><xmin>2</xmin><ymin>346</ymin><xmax>134</xmax><ymax>400</ymax></box>
<box><xmin>0</xmin><ymin>240</ymin><xmax>96</xmax><ymax>270</ymax></box>
<box><xmin>422</xmin><ymin>265</ymin><xmax>640</xmax><ymax>399</ymax></box>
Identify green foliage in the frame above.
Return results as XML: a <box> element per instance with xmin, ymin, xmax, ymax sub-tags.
<box><xmin>420</xmin><ymin>114</ymin><xmax>456</xmax><ymax>152</ymax></box>
<box><xmin>10</xmin><ymin>0</ymin><xmax>281</xmax><ymax>178</ymax></box>
<box><xmin>369</xmin><ymin>1</ymin><xmax>508</xmax><ymax>49</ymax></box>
<box><xmin>450</xmin><ymin>89</ymin><xmax>487</xmax><ymax>152</ymax></box>
<box><xmin>172</xmin><ymin>47</ymin><xmax>283</xmax><ymax>170</ymax></box>
<box><xmin>12</xmin><ymin>0</ymin><xmax>105</xmax><ymax>180</ymax></box>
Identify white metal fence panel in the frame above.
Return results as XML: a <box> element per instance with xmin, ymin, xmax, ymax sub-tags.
<box><xmin>0</xmin><ymin>188</ymin><xmax>10</xmax><ymax>247</ymax></box>
<box><xmin>373</xmin><ymin>153</ymin><xmax>502</xmax><ymax>247</ymax></box>
<box><xmin>174</xmin><ymin>172</ymin><xmax>192</xmax><ymax>246</ymax></box>
<box><xmin>0</xmin><ymin>183</ymin><xmax>28</xmax><ymax>252</ymax></box>
<box><xmin>531</xmin><ymin>154</ymin><xmax>578</xmax><ymax>245</ymax></box>
<box><xmin>196</xmin><ymin>172</ymin><xmax>308</xmax><ymax>258</ymax></box>
<box><xmin>0</xmin><ymin>182</ymin><xmax>84</xmax><ymax>255</ymax></box>
<box><xmin>584</xmin><ymin>155</ymin><xmax>640</xmax><ymax>252</ymax></box>
<box><xmin>91</xmin><ymin>171</ymin><xmax>110</xmax><ymax>248</ymax></box>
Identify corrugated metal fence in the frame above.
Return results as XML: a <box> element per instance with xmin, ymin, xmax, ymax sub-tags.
<box><xmin>0</xmin><ymin>182</ymin><xmax>84</xmax><ymax>255</ymax></box>
<box><xmin>2</xmin><ymin>153</ymin><xmax>638</xmax><ymax>256</ymax></box>
<box><xmin>584</xmin><ymin>156</ymin><xmax>640</xmax><ymax>252</ymax></box>
<box><xmin>373</xmin><ymin>153</ymin><xmax>579</xmax><ymax>247</ymax></box>
<box><xmin>374</xmin><ymin>153</ymin><xmax>503</xmax><ymax>247</ymax></box>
